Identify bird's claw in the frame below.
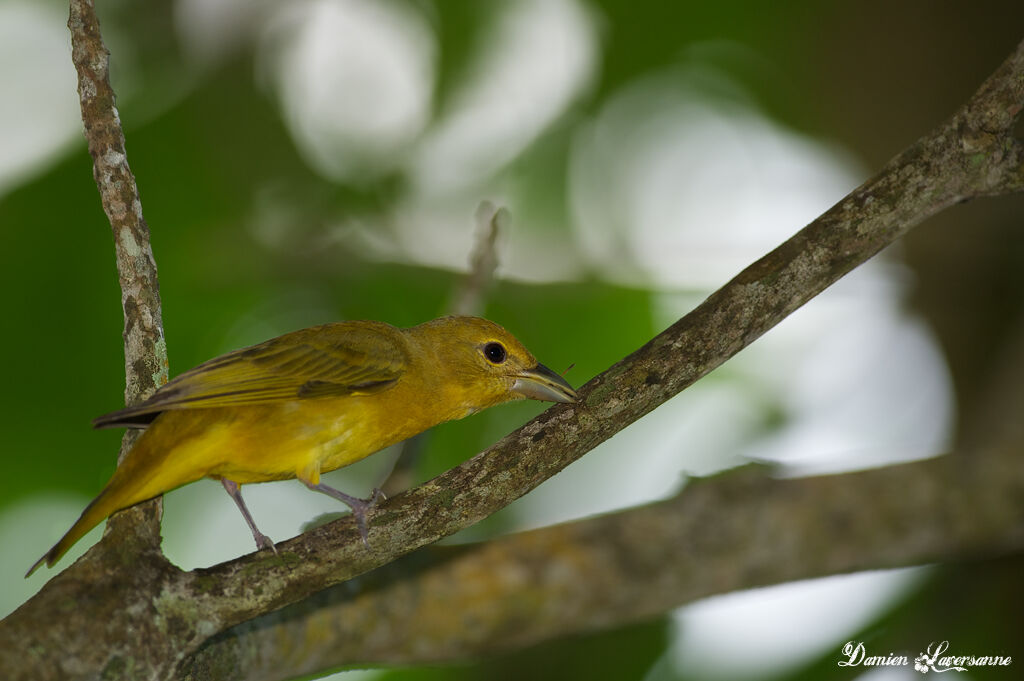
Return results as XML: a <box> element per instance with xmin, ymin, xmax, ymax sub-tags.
<box><xmin>303</xmin><ymin>481</ymin><xmax>387</xmax><ymax>548</ymax></box>
<box><xmin>350</xmin><ymin>490</ymin><xmax>385</xmax><ymax>548</ymax></box>
<box><xmin>255</xmin><ymin>531</ymin><xmax>278</xmax><ymax>555</ymax></box>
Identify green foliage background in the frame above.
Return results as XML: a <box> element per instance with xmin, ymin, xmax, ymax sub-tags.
<box><xmin>3</xmin><ymin>0</ymin><xmax>1023</xmax><ymax>679</ymax></box>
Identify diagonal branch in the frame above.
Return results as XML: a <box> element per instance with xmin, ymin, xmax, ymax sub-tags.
<box><xmin>182</xmin><ymin>441</ymin><xmax>1024</xmax><ymax>680</ymax></box>
<box><xmin>184</xmin><ymin>37</ymin><xmax>1024</xmax><ymax>632</ymax></box>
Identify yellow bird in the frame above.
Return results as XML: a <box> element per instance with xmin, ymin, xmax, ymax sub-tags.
<box><xmin>28</xmin><ymin>316</ymin><xmax>576</xmax><ymax>576</ymax></box>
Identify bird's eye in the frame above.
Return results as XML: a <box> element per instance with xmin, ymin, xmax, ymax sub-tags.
<box><xmin>482</xmin><ymin>342</ymin><xmax>507</xmax><ymax>364</ymax></box>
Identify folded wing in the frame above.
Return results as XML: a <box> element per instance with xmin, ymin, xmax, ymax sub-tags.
<box><xmin>94</xmin><ymin>322</ymin><xmax>407</xmax><ymax>428</ymax></box>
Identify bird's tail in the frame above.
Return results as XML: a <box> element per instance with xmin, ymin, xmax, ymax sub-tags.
<box><xmin>26</xmin><ymin>484</ymin><xmax>125</xmax><ymax>577</ymax></box>
<box><xmin>25</xmin><ymin>432</ymin><xmax>182</xmax><ymax>578</ymax></box>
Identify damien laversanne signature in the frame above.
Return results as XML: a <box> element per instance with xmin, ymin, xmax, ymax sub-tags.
<box><xmin>839</xmin><ymin>640</ymin><xmax>1012</xmax><ymax>673</ymax></box>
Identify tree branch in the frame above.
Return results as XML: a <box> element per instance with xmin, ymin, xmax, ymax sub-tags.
<box><xmin>2</xmin><ymin>22</ymin><xmax>1022</xmax><ymax>681</ymax></box>
<box><xmin>67</xmin><ymin>0</ymin><xmax>168</xmax><ymax>553</ymax></box>
<box><xmin>182</xmin><ymin>442</ymin><xmax>1024</xmax><ymax>680</ymax></box>
<box><xmin>69</xmin><ymin>0</ymin><xmax>167</xmax><ymax>408</ymax></box>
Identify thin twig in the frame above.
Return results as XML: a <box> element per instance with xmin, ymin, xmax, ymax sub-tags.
<box><xmin>380</xmin><ymin>201</ymin><xmax>505</xmax><ymax>496</ymax></box>
<box><xmin>449</xmin><ymin>200</ymin><xmax>505</xmax><ymax>316</ymax></box>
<box><xmin>67</xmin><ymin>0</ymin><xmax>168</xmax><ymax>561</ymax></box>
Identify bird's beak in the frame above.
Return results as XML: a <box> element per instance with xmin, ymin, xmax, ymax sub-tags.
<box><xmin>511</xmin><ymin>363</ymin><xmax>578</xmax><ymax>404</ymax></box>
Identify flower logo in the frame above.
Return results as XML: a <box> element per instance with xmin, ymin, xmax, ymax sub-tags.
<box><xmin>914</xmin><ymin>642</ymin><xmax>967</xmax><ymax>674</ymax></box>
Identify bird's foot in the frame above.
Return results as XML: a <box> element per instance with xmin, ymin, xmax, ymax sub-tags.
<box><xmin>305</xmin><ymin>482</ymin><xmax>387</xmax><ymax>548</ymax></box>
<box><xmin>347</xmin><ymin>489</ymin><xmax>387</xmax><ymax>547</ymax></box>
<box><xmin>254</xmin><ymin>531</ymin><xmax>278</xmax><ymax>555</ymax></box>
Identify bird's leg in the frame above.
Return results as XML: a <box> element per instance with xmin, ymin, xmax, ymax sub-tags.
<box><xmin>220</xmin><ymin>478</ymin><xmax>277</xmax><ymax>554</ymax></box>
<box><xmin>302</xmin><ymin>481</ymin><xmax>386</xmax><ymax>547</ymax></box>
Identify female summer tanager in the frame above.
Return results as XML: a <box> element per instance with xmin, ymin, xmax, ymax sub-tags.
<box><xmin>28</xmin><ymin>315</ymin><xmax>576</xmax><ymax>576</ymax></box>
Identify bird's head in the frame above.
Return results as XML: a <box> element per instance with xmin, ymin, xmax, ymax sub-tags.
<box><xmin>412</xmin><ymin>316</ymin><xmax>577</xmax><ymax>415</ymax></box>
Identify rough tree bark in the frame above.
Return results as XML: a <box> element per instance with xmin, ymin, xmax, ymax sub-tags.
<box><xmin>1</xmin><ymin>3</ymin><xmax>1022</xmax><ymax>680</ymax></box>
<box><xmin>67</xmin><ymin>0</ymin><xmax>169</xmax><ymax>556</ymax></box>
<box><xmin>181</xmin><ymin>444</ymin><xmax>1024</xmax><ymax>681</ymax></box>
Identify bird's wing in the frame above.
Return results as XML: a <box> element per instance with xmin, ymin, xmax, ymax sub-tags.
<box><xmin>94</xmin><ymin>322</ymin><xmax>407</xmax><ymax>428</ymax></box>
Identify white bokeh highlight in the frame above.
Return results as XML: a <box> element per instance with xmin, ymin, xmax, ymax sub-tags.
<box><xmin>0</xmin><ymin>2</ymin><xmax>81</xmax><ymax>195</ymax></box>
<box><xmin>744</xmin><ymin>276</ymin><xmax>955</xmax><ymax>475</ymax></box>
<box><xmin>259</xmin><ymin>0</ymin><xmax>436</xmax><ymax>181</ymax></box>
<box><xmin>409</xmin><ymin>0</ymin><xmax>599</xmax><ymax>196</ymax></box>
<box><xmin>368</xmin><ymin>0</ymin><xmax>599</xmax><ymax>283</ymax></box>
<box><xmin>657</xmin><ymin>569</ymin><xmax>926</xmax><ymax>680</ymax></box>
<box><xmin>570</xmin><ymin>65</ymin><xmax>861</xmax><ymax>288</ymax></box>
